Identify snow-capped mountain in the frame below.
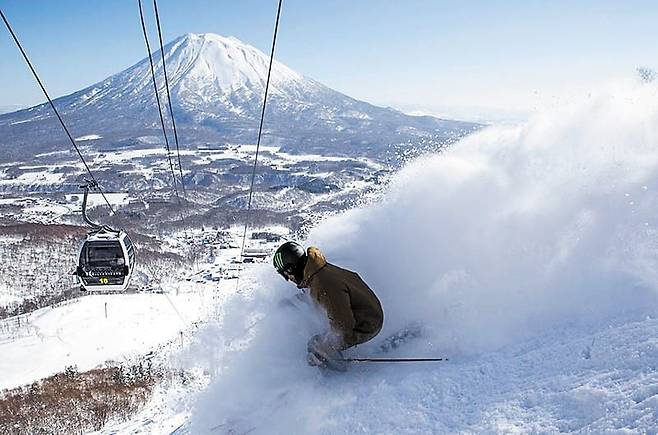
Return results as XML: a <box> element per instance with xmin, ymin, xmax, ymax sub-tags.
<box><xmin>0</xmin><ymin>33</ymin><xmax>478</xmax><ymax>161</ymax></box>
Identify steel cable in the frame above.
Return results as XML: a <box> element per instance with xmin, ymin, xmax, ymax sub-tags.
<box><xmin>137</xmin><ymin>0</ymin><xmax>182</xmax><ymax>207</ymax></box>
<box><xmin>1</xmin><ymin>8</ymin><xmax>115</xmax><ymax>214</ymax></box>
<box><xmin>152</xmin><ymin>0</ymin><xmax>188</xmax><ymax>206</ymax></box>
<box><xmin>238</xmin><ymin>0</ymin><xmax>284</xmax><ymax>264</ymax></box>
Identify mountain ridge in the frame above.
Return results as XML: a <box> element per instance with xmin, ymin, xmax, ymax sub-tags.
<box><xmin>0</xmin><ymin>32</ymin><xmax>479</xmax><ymax>161</ymax></box>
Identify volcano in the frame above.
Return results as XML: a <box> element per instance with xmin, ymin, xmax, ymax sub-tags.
<box><xmin>0</xmin><ymin>33</ymin><xmax>478</xmax><ymax>161</ymax></box>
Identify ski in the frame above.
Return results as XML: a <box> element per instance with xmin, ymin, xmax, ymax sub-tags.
<box><xmin>344</xmin><ymin>357</ymin><xmax>448</xmax><ymax>363</ymax></box>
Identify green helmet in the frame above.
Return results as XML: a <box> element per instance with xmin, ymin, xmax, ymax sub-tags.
<box><xmin>273</xmin><ymin>241</ymin><xmax>306</xmax><ymax>281</ymax></box>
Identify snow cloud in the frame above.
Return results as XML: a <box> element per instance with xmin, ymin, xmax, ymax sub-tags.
<box><xmin>309</xmin><ymin>77</ymin><xmax>658</xmax><ymax>353</ymax></box>
<box><xmin>186</xmin><ymin>76</ymin><xmax>658</xmax><ymax>432</ymax></box>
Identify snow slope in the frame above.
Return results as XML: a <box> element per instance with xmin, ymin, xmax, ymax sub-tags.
<box><xmin>183</xmin><ymin>317</ymin><xmax>658</xmax><ymax>434</ymax></box>
<box><xmin>151</xmin><ymin>76</ymin><xmax>658</xmax><ymax>434</ymax></box>
<box><xmin>0</xmin><ymin>285</ymin><xmax>218</xmax><ymax>391</ymax></box>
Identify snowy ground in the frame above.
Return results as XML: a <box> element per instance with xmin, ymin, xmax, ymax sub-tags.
<box><xmin>98</xmin><ymin>76</ymin><xmax>658</xmax><ymax>434</ymax></box>
<box><xmin>97</xmin><ymin>284</ymin><xmax>658</xmax><ymax>434</ymax></box>
<box><xmin>0</xmin><ymin>193</ymin><xmax>131</xmax><ymax>224</ymax></box>
<box><xmin>0</xmin><ymin>282</ymin><xmax>222</xmax><ymax>391</ymax></box>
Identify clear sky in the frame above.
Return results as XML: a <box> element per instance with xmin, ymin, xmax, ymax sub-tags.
<box><xmin>2</xmin><ymin>0</ymin><xmax>658</xmax><ymax>121</ymax></box>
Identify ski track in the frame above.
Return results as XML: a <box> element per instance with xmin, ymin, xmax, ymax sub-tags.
<box><xmin>302</xmin><ymin>320</ymin><xmax>656</xmax><ymax>434</ymax></box>
<box><xmin>100</xmin><ymin>316</ymin><xmax>658</xmax><ymax>434</ymax></box>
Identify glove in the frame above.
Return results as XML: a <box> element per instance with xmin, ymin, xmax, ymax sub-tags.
<box><xmin>307</xmin><ymin>351</ymin><xmax>324</xmax><ymax>367</ymax></box>
<box><xmin>307</xmin><ymin>334</ymin><xmax>342</xmax><ymax>368</ymax></box>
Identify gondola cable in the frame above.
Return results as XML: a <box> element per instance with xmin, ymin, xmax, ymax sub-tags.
<box><xmin>137</xmin><ymin>0</ymin><xmax>183</xmax><ymax>207</ymax></box>
<box><xmin>163</xmin><ymin>292</ymin><xmax>187</xmax><ymax>325</ymax></box>
<box><xmin>152</xmin><ymin>0</ymin><xmax>188</xmax><ymax>205</ymax></box>
<box><xmin>138</xmin><ymin>0</ymin><xmax>197</xmax><ymax>323</ymax></box>
<box><xmin>236</xmin><ymin>0</ymin><xmax>284</xmax><ymax>289</ymax></box>
<box><xmin>0</xmin><ymin>8</ymin><xmax>115</xmax><ymax>215</ymax></box>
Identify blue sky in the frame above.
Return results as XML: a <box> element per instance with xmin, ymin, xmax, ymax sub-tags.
<box><xmin>2</xmin><ymin>0</ymin><xmax>658</xmax><ymax>121</ymax></box>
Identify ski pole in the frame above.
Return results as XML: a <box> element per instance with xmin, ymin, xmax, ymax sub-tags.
<box><xmin>344</xmin><ymin>357</ymin><xmax>448</xmax><ymax>363</ymax></box>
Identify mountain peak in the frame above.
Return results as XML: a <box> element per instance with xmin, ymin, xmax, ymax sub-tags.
<box><xmin>172</xmin><ymin>32</ymin><xmax>248</xmax><ymax>53</ymax></box>
<box><xmin>156</xmin><ymin>32</ymin><xmax>303</xmax><ymax>94</ymax></box>
<box><xmin>0</xmin><ymin>32</ymin><xmax>479</xmax><ymax>158</ymax></box>
<box><xmin>179</xmin><ymin>32</ymin><xmax>242</xmax><ymax>44</ymax></box>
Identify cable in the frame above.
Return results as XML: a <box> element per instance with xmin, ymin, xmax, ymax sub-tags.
<box><xmin>0</xmin><ymin>8</ymin><xmax>115</xmax><ymax>214</ymax></box>
<box><xmin>152</xmin><ymin>0</ymin><xmax>187</xmax><ymax>204</ymax></box>
<box><xmin>137</xmin><ymin>0</ymin><xmax>192</xmax><ymax>328</ymax></box>
<box><xmin>238</xmin><ymin>0</ymin><xmax>283</xmax><ymax>263</ymax></box>
<box><xmin>137</xmin><ymin>0</ymin><xmax>182</xmax><ymax>206</ymax></box>
<box><xmin>163</xmin><ymin>291</ymin><xmax>187</xmax><ymax>325</ymax></box>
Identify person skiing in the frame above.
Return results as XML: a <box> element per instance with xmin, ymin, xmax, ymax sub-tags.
<box><xmin>273</xmin><ymin>241</ymin><xmax>383</xmax><ymax>370</ymax></box>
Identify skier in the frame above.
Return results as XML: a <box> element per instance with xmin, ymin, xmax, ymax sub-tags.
<box><xmin>273</xmin><ymin>241</ymin><xmax>383</xmax><ymax>370</ymax></box>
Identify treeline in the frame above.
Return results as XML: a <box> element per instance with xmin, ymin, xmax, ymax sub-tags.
<box><xmin>0</xmin><ymin>360</ymin><xmax>186</xmax><ymax>434</ymax></box>
<box><xmin>0</xmin><ymin>222</ymin><xmax>195</xmax><ymax>320</ymax></box>
<box><xmin>0</xmin><ymin>223</ymin><xmax>83</xmax><ymax>319</ymax></box>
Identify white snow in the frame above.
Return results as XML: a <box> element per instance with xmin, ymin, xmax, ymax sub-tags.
<box><xmin>190</xmin><ymin>143</ymin><xmax>375</xmax><ymax>170</ymax></box>
<box><xmin>0</xmin><ymin>193</ymin><xmax>130</xmax><ymax>225</ymax></box>
<box><xmin>90</xmin><ymin>31</ymin><xmax>323</xmax><ymax>120</ymax></box>
<box><xmin>0</xmin><ymin>196</ymin><xmax>77</xmax><ymax>224</ymax></box>
<box><xmin>91</xmin><ymin>148</ymin><xmax>181</xmax><ymax>165</ymax></box>
<box><xmin>0</xmin><ymin>285</ymin><xmax>217</xmax><ymax>391</ymax></box>
<box><xmin>74</xmin><ymin>134</ymin><xmax>103</xmax><ymax>141</ymax></box>
<box><xmin>164</xmin><ymin>77</ymin><xmax>658</xmax><ymax>433</ymax></box>
<box><xmin>8</xmin><ymin>119</ymin><xmax>33</xmax><ymax>126</ymax></box>
<box><xmin>0</xmin><ymin>170</ymin><xmax>66</xmax><ymax>186</ymax></box>
<box><xmin>165</xmin><ymin>33</ymin><xmax>305</xmax><ymax>96</ymax></box>
<box><xmin>66</xmin><ymin>192</ymin><xmax>131</xmax><ymax>209</ymax></box>
<box><xmin>0</xmin><ymin>286</ymin><xmax>22</xmax><ymax>306</ymax></box>
<box><xmin>33</xmin><ymin>150</ymin><xmax>71</xmax><ymax>158</ymax></box>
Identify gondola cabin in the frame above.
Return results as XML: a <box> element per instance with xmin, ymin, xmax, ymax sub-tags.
<box><xmin>76</xmin><ymin>228</ymin><xmax>135</xmax><ymax>292</ymax></box>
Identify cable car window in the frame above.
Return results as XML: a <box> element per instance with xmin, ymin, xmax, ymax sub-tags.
<box><xmin>85</xmin><ymin>242</ymin><xmax>124</xmax><ymax>266</ymax></box>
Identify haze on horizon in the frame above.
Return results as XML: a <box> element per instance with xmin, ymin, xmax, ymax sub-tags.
<box><xmin>1</xmin><ymin>0</ymin><xmax>658</xmax><ymax>122</ymax></box>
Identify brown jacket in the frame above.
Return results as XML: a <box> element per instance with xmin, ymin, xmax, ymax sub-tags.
<box><xmin>298</xmin><ymin>247</ymin><xmax>383</xmax><ymax>349</ymax></box>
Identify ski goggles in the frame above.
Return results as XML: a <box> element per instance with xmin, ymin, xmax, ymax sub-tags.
<box><xmin>277</xmin><ymin>266</ymin><xmax>295</xmax><ymax>281</ymax></box>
